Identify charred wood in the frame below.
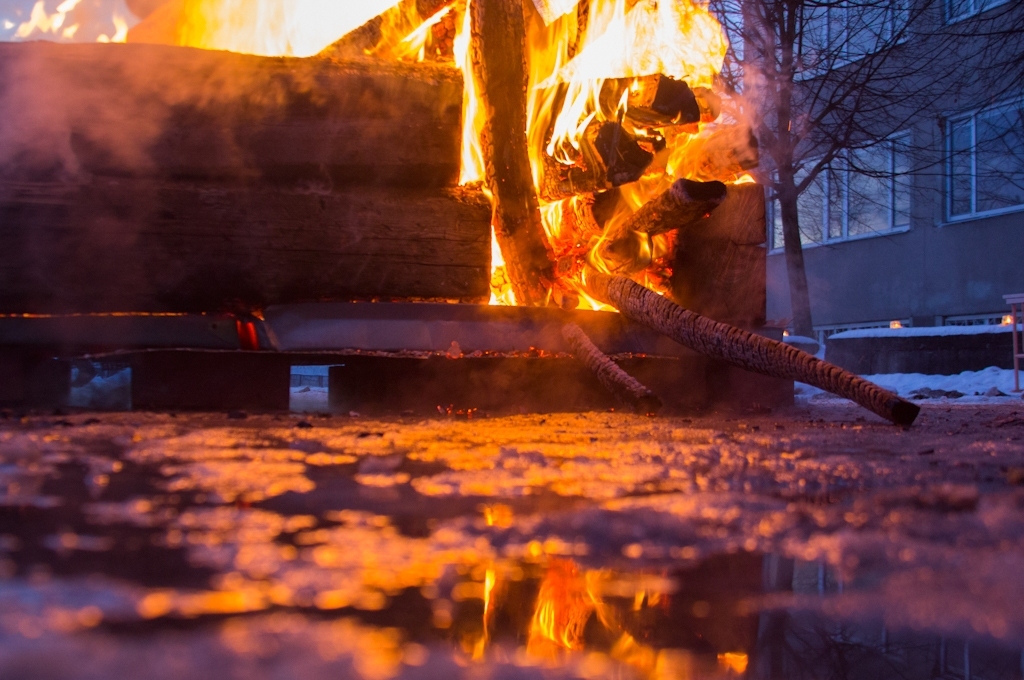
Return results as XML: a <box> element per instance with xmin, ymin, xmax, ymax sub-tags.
<box><xmin>0</xmin><ymin>42</ymin><xmax>464</xmax><ymax>188</ymax></box>
<box><xmin>562</xmin><ymin>322</ymin><xmax>662</xmax><ymax>413</ymax></box>
<box><xmin>584</xmin><ymin>271</ymin><xmax>920</xmax><ymax>426</ymax></box>
<box><xmin>590</xmin><ymin>178</ymin><xmax>726</xmax><ymax>275</ymax></box>
<box><xmin>0</xmin><ymin>179</ymin><xmax>491</xmax><ymax>314</ymax></box>
<box><xmin>470</xmin><ymin>0</ymin><xmax>555</xmax><ymax>305</ymax></box>
<box><xmin>540</xmin><ymin>122</ymin><xmax>655</xmax><ymax>202</ymax></box>
<box><xmin>624</xmin><ymin>178</ymin><xmax>727</xmax><ymax>236</ymax></box>
<box><xmin>600</xmin><ymin>76</ymin><xmax>720</xmax><ymax>129</ymax></box>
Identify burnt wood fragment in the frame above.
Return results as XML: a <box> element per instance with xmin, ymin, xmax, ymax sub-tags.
<box><xmin>624</xmin><ymin>178</ymin><xmax>727</xmax><ymax>236</ymax></box>
<box><xmin>539</xmin><ymin>122</ymin><xmax>654</xmax><ymax>203</ymax></box>
<box><xmin>590</xmin><ymin>178</ymin><xmax>726</xmax><ymax>275</ymax></box>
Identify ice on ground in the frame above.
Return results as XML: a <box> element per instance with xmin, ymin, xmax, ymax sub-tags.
<box><xmin>68</xmin><ymin>368</ymin><xmax>130</xmax><ymax>410</ymax></box>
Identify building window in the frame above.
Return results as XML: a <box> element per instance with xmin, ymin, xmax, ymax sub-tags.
<box><xmin>800</xmin><ymin>0</ymin><xmax>909</xmax><ymax>71</ymax></box>
<box><xmin>946</xmin><ymin>0</ymin><xmax>1010</xmax><ymax>23</ymax></box>
<box><xmin>770</xmin><ymin>136</ymin><xmax>911</xmax><ymax>249</ymax></box>
<box><xmin>946</xmin><ymin>99</ymin><xmax>1024</xmax><ymax>220</ymax></box>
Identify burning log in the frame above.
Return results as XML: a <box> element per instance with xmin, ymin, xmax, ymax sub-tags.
<box><xmin>540</xmin><ymin>121</ymin><xmax>655</xmax><ymax>203</ymax></box>
<box><xmin>0</xmin><ymin>179</ymin><xmax>491</xmax><ymax>313</ymax></box>
<box><xmin>590</xmin><ymin>178</ymin><xmax>727</xmax><ymax>275</ymax></box>
<box><xmin>470</xmin><ymin>0</ymin><xmax>556</xmax><ymax>305</ymax></box>
<box><xmin>624</xmin><ymin>178</ymin><xmax>727</xmax><ymax>236</ymax></box>
<box><xmin>562</xmin><ymin>322</ymin><xmax>662</xmax><ymax>413</ymax></box>
<box><xmin>0</xmin><ymin>42</ymin><xmax>464</xmax><ymax>187</ymax></box>
<box><xmin>584</xmin><ymin>271</ymin><xmax>921</xmax><ymax>426</ymax></box>
<box><xmin>600</xmin><ymin>75</ymin><xmax>720</xmax><ymax>129</ymax></box>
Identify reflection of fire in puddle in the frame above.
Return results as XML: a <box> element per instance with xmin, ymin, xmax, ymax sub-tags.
<box><xmin>4</xmin><ymin>413</ymin><xmax>1024</xmax><ymax>678</ymax></box>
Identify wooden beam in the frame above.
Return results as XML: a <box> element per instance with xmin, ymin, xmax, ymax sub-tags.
<box><xmin>671</xmin><ymin>183</ymin><xmax>767</xmax><ymax>328</ymax></box>
<box><xmin>0</xmin><ymin>42</ymin><xmax>464</xmax><ymax>187</ymax></box>
<box><xmin>0</xmin><ymin>179</ymin><xmax>491</xmax><ymax>313</ymax></box>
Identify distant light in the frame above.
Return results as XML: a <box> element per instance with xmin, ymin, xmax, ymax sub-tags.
<box><xmin>889</xmin><ymin>320</ymin><xmax>903</xmax><ymax>329</ymax></box>
<box><xmin>782</xmin><ymin>330</ymin><xmax>790</xmax><ymax>336</ymax></box>
<box><xmin>1002</xmin><ymin>314</ymin><xmax>1014</xmax><ymax>326</ymax></box>
<box><xmin>718</xmin><ymin>652</ymin><xmax>749</xmax><ymax>674</ymax></box>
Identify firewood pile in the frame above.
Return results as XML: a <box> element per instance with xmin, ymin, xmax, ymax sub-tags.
<box><xmin>0</xmin><ymin>41</ymin><xmax>491</xmax><ymax>314</ymax></box>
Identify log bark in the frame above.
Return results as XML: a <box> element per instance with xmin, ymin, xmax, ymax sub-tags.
<box><xmin>562</xmin><ymin>322</ymin><xmax>662</xmax><ymax>413</ymax></box>
<box><xmin>0</xmin><ymin>179</ymin><xmax>491</xmax><ymax>314</ymax></box>
<box><xmin>584</xmin><ymin>271</ymin><xmax>921</xmax><ymax>426</ymax></box>
<box><xmin>0</xmin><ymin>42</ymin><xmax>464</xmax><ymax>188</ymax></box>
<box><xmin>470</xmin><ymin>0</ymin><xmax>555</xmax><ymax>306</ymax></box>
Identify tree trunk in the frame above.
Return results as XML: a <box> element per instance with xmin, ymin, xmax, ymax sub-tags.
<box><xmin>776</xmin><ymin>178</ymin><xmax>815</xmax><ymax>338</ymax></box>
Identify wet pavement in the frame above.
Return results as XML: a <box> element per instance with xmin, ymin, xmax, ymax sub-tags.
<box><xmin>2</xmin><ymin>401</ymin><xmax>1024</xmax><ymax>679</ymax></box>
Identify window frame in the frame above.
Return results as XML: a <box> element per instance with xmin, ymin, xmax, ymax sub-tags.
<box><xmin>945</xmin><ymin>0</ymin><xmax>1010</xmax><ymax>24</ymax></box>
<box><xmin>768</xmin><ymin>134</ymin><xmax>912</xmax><ymax>252</ymax></box>
<box><xmin>944</xmin><ymin>97</ymin><xmax>1024</xmax><ymax>223</ymax></box>
<box><xmin>797</xmin><ymin>0</ymin><xmax>910</xmax><ymax>74</ymax></box>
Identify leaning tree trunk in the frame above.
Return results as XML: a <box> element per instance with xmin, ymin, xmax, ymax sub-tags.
<box><xmin>585</xmin><ymin>271</ymin><xmax>920</xmax><ymax>425</ymax></box>
<box><xmin>776</xmin><ymin>178</ymin><xmax>815</xmax><ymax>339</ymax></box>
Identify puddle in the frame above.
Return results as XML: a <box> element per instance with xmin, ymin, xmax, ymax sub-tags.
<box><xmin>1</xmin><ymin>417</ymin><xmax>1023</xmax><ymax>678</ymax></box>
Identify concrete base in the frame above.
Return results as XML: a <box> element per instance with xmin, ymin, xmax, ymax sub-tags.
<box><xmin>826</xmin><ymin>329</ymin><xmax>1014</xmax><ymax>375</ymax></box>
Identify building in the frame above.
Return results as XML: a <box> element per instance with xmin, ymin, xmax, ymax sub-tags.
<box><xmin>762</xmin><ymin>0</ymin><xmax>1024</xmax><ymax>345</ymax></box>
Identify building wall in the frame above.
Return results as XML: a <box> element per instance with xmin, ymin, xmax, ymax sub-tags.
<box><xmin>766</xmin><ymin>1</ymin><xmax>1024</xmax><ymax>331</ymax></box>
<box><xmin>767</xmin><ymin>202</ymin><xmax>1024</xmax><ymax>328</ymax></box>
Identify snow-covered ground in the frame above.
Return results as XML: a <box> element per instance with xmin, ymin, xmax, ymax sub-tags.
<box><xmin>830</xmin><ymin>323</ymin><xmax>1018</xmax><ymax>339</ymax></box>
<box><xmin>799</xmin><ymin>366</ymin><xmax>1023</xmax><ymax>403</ymax></box>
<box><xmin>290</xmin><ymin>385</ymin><xmax>330</xmax><ymax>412</ymax></box>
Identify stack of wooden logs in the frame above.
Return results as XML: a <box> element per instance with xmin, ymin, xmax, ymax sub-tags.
<box><xmin>0</xmin><ymin>41</ymin><xmax>491</xmax><ymax>314</ymax></box>
<box><xmin>0</xmin><ymin>0</ymin><xmax>920</xmax><ymax>424</ymax></box>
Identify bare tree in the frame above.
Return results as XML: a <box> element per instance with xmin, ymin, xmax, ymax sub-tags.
<box><xmin>708</xmin><ymin>0</ymin><xmax>966</xmax><ymax>338</ymax></box>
